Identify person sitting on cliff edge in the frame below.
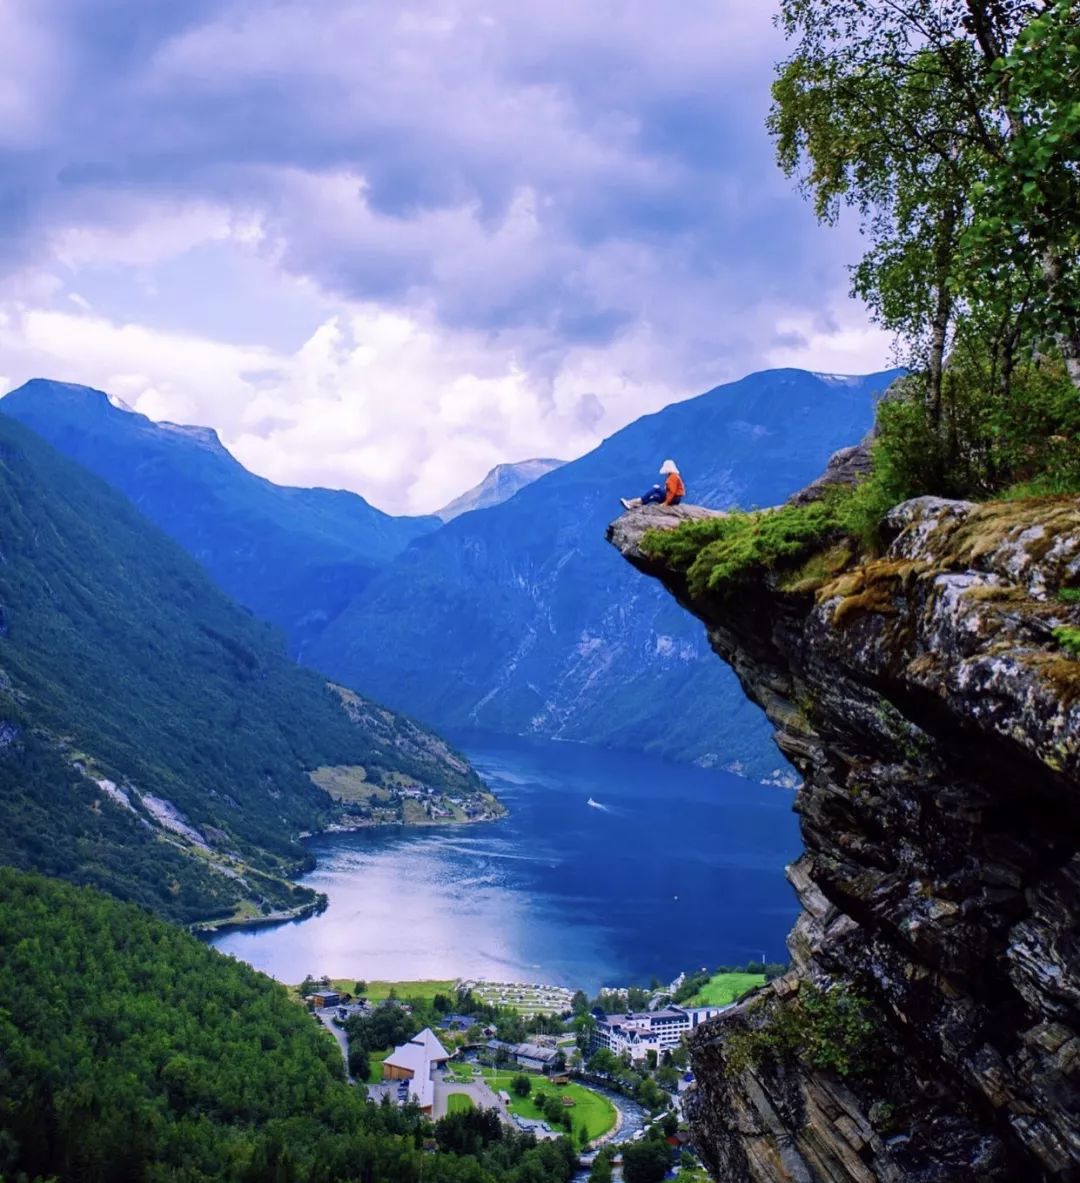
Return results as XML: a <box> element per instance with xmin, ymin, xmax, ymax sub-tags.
<box><xmin>620</xmin><ymin>459</ymin><xmax>685</xmax><ymax>510</ymax></box>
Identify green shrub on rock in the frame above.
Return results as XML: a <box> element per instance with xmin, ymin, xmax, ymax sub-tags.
<box><xmin>1053</xmin><ymin>626</ymin><xmax>1080</xmax><ymax>658</ymax></box>
<box><xmin>723</xmin><ymin>984</ymin><xmax>878</xmax><ymax>1081</ymax></box>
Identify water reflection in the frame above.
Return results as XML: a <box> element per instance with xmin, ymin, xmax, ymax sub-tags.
<box><xmin>211</xmin><ymin>734</ymin><xmax>801</xmax><ymax>991</ymax></box>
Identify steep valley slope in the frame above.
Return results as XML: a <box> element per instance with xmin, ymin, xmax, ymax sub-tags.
<box><xmin>0</xmin><ymin>379</ymin><xmax>439</xmax><ymax>654</ymax></box>
<box><xmin>0</xmin><ymin>412</ymin><xmax>493</xmax><ymax>926</ymax></box>
<box><xmin>609</xmin><ymin>489</ymin><xmax>1080</xmax><ymax>1181</ymax></box>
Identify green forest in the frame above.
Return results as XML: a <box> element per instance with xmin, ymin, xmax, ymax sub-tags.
<box><xmin>0</xmin><ymin>411</ymin><xmax>484</xmax><ymax>922</ymax></box>
<box><xmin>0</xmin><ymin>869</ymin><xmax>580</xmax><ymax>1183</ymax></box>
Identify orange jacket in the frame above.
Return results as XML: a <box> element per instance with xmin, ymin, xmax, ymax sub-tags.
<box><xmin>664</xmin><ymin>472</ymin><xmax>686</xmax><ymax>504</ymax></box>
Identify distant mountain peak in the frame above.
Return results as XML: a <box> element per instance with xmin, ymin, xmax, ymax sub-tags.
<box><xmin>437</xmin><ymin>457</ymin><xmax>565</xmax><ymax>521</ymax></box>
<box><xmin>811</xmin><ymin>371</ymin><xmax>869</xmax><ymax>386</ymax></box>
<box><xmin>5</xmin><ymin>377</ymin><xmax>106</xmax><ymax>401</ymax></box>
<box><xmin>4</xmin><ymin>378</ymin><xmax>147</xmax><ymax>420</ymax></box>
<box><xmin>106</xmin><ymin>390</ymin><xmax>135</xmax><ymax>413</ymax></box>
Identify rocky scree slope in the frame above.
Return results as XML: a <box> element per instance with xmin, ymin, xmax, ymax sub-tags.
<box><xmin>608</xmin><ymin>493</ymin><xmax>1079</xmax><ymax>1182</ymax></box>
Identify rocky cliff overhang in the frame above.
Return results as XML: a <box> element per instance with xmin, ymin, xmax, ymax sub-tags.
<box><xmin>608</xmin><ymin>495</ymin><xmax>1080</xmax><ymax>1183</ymax></box>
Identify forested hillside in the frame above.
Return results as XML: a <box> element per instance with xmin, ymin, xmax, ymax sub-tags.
<box><xmin>0</xmin><ymin>869</ymin><xmax>578</xmax><ymax>1183</ymax></box>
<box><xmin>0</xmin><ymin>412</ymin><xmax>486</xmax><ymax>924</ymax></box>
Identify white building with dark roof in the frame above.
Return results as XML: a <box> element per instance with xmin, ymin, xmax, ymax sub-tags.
<box><xmin>382</xmin><ymin>1027</ymin><xmax>450</xmax><ymax>1113</ymax></box>
<box><xmin>590</xmin><ymin>1005</ymin><xmax>726</xmax><ymax>1063</ymax></box>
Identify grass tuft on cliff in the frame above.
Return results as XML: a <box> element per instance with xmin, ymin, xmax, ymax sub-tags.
<box><xmin>1054</xmin><ymin>626</ymin><xmax>1080</xmax><ymax>658</ymax></box>
<box><xmin>642</xmin><ymin>501</ymin><xmax>840</xmax><ymax>598</ymax></box>
<box><xmin>642</xmin><ymin>477</ymin><xmax>895</xmax><ymax>599</ymax></box>
<box><xmin>723</xmin><ymin>983</ymin><xmax>878</xmax><ymax>1081</ymax></box>
<box><xmin>643</xmin><ymin>358</ymin><xmax>1080</xmax><ymax>601</ymax></box>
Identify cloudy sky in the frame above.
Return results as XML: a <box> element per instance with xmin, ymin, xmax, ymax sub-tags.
<box><xmin>0</xmin><ymin>0</ymin><xmax>890</xmax><ymax>514</ymax></box>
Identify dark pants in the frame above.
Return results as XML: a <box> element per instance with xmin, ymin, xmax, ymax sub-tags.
<box><xmin>642</xmin><ymin>486</ymin><xmax>682</xmax><ymax>505</ymax></box>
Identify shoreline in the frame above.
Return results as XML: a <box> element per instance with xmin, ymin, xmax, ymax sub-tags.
<box><xmin>590</xmin><ymin>1094</ymin><xmax>624</xmax><ymax>1147</ymax></box>
<box><xmin>299</xmin><ymin>805</ymin><xmax>507</xmax><ymax>839</ymax></box>
<box><xmin>195</xmin><ymin>806</ymin><xmax>507</xmax><ymax>936</ymax></box>
<box><xmin>192</xmin><ymin>893</ymin><xmax>327</xmax><ymax>936</ymax></box>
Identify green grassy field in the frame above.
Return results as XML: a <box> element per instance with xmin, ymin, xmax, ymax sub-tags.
<box><xmin>685</xmin><ymin>972</ymin><xmax>765</xmax><ymax>1006</ymax></box>
<box><xmin>472</xmin><ymin>1066</ymin><xmax>616</xmax><ymax>1142</ymax></box>
<box><xmin>308</xmin><ymin>765</ymin><xmax>375</xmax><ymax>803</ymax></box>
<box><xmin>446</xmin><ymin>1093</ymin><xmax>475</xmax><ymax>1114</ymax></box>
<box><xmin>328</xmin><ymin>979</ymin><xmax>457</xmax><ymax>1003</ymax></box>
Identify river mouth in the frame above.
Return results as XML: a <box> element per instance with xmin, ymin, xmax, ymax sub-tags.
<box><xmin>210</xmin><ymin>732</ymin><xmax>801</xmax><ymax>992</ymax></box>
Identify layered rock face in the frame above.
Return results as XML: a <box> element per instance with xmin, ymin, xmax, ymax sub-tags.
<box><xmin>609</xmin><ymin>496</ymin><xmax>1080</xmax><ymax>1182</ymax></box>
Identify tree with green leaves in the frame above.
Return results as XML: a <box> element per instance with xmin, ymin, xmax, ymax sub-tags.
<box><xmin>621</xmin><ymin>1138</ymin><xmax>672</xmax><ymax>1183</ymax></box>
<box><xmin>970</xmin><ymin>1</ymin><xmax>1080</xmax><ymax>387</ymax></box>
<box><xmin>588</xmin><ymin>1147</ymin><xmax>615</xmax><ymax>1182</ymax></box>
<box><xmin>771</xmin><ymin>0</ymin><xmax>1080</xmax><ymax>399</ymax></box>
<box><xmin>587</xmin><ymin>1048</ymin><xmax>619</xmax><ymax>1075</ymax></box>
<box><xmin>348</xmin><ymin>1045</ymin><xmax>371</xmax><ymax>1081</ymax></box>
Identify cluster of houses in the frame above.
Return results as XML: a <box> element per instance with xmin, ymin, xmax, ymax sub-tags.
<box><xmin>373</xmin><ymin>1027</ymin><xmax>572</xmax><ymax>1118</ymax></box>
<box><xmin>308</xmin><ymin>984</ymin><xmax>729</xmax><ymax>1121</ymax></box>
<box><xmin>461</xmin><ymin>979</ymin><xmax>576</xmax><ymax>1013</ymax></box>
<box><xmin>589</xmin><ymin>1004</ymin><xmax>727</xmax><ymax>1063</ymax></box>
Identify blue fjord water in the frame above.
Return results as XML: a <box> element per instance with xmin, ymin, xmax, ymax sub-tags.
<box><xmin>210</xmin><ymin>734</ymin><xmax>801</xmax><ymax>992</ymax></box>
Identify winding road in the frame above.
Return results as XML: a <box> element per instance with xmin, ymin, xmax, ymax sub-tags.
<box><xmin>314</xmin><ymin>1007</ymin><xmax>354</xmax><ymax>1083</ymax></box>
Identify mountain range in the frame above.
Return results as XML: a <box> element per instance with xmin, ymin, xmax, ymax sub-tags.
<box><xmin>307</xmin><ymin>368</ymin><xmax>903</xmax><ymax>775</ymax></box>
<box><xmin>0</xmin><ymin>380</ymin><xmax>440</xmax><ymax>655</ymax></box>
<box><xmin>3</xmin><ymin>367</ymin><xmax>902</xmax><ymax>780</ymax></box>
<box><xmin>0</xmin><ymin>409</ymin><xmax>488</xmax><ymax>925</ymax></box>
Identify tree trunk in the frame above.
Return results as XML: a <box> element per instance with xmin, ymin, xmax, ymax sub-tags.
<box><xmin>964</xmin><ymin>1</ymin><xmax>1007</xmax><ymax>65</ymax></box>
<box><xmin>927</xmin><ymin>206</ymin><xmax>957</xmax><ymax>427</ymax></box>
<box><xmin>928</xmin><ymin>290</ymin><xmax>950</xmax><ymax>428</ymax></box>
<box><xmin>1042</xmin><ymin>248</ymin><xmax>1080</xmax><ymax>393</ymax></box>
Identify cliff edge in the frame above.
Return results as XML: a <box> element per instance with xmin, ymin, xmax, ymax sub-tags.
<box><xmin>608</xmin><ymin>493</ymin><xmax>1080</xmax><ymax>1182</ymax></box>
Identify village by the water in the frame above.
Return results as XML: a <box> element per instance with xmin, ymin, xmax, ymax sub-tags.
<box><xmin>300</xmin><ymin>964</ymin><xmax>778</xmax><ymax>1179</ymax></box>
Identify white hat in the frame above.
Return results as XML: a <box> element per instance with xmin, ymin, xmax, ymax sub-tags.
<box><xmin>659</xmin><ymin>459</ymin><xmax>679</xmax><ymax>475</ymax></box>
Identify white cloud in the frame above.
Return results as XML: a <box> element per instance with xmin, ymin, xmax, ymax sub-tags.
<box><xmin>50</xmin><ymin>199</ymin><xmax>249</xmax><ymax>270</ymax></box>
<box><xmin>0</xmin><ymin>282</ymin><xmax>889</xmax><ymax>515</ymax></box>
<box><xmin>0</xmin><ymin>0</ymin><xmax>894</xmax><ymax>510</ymax></box>
<box><xmin>765</xmin><ymin>311</ymin><xmax>896</xmax><ymax>376</ymax></box>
